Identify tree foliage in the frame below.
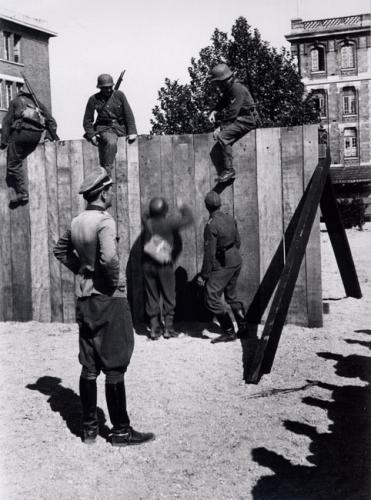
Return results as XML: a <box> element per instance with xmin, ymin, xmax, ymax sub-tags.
<box><xmin>151</xmin><ymin>17</ymin><xmax>319</xmax><ymax>134</ymax></box>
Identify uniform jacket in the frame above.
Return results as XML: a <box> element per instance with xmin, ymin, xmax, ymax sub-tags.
<box><xmin>200</xmin><ymin>210</ymin><xmax>242</xmax><ymax>279</ymax></box>
<box><xmin>53</xmin><ymin>205</ymin><xmax>125</xmax><ymax>297</ymax></box>
<box><xmin>83</xmin><ymin>89</ymin><xmax>137</xmax><ymax>140</ymax></box>
<box><xmin>214</xmin><ymin>79</ymin><xmax>257</xmax><ymax>124</ymax></box>
<box><xmin>142</xmin><ymin>205</ymin><xmax>194</xmax><ymax>264</ymax></box>
<box><xmin>1</xmin><ymin>92</ymin><xmax>57</xmax><ymax>146</ymax></box>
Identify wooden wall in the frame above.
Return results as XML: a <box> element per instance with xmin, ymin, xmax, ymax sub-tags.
<box><xmin>0</xmin><ymin>125</ymin><xmax>322</xmax><ymax>326</ymax></box>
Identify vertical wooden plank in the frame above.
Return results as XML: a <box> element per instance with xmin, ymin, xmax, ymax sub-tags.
<box><xmin>138</xmin><ymin>135</ymin><xmax>162</xmax><ymax>213</ymax></box>
<box><xmin>69</xmin><ymin>140</ymin><xmax>85</xmax><ymax>217</ymax></box>
<box><xmin>82</xmin><ymin>139</ymin><xmax>100</xmax><ymax>177</ymax></box>
<box><xmin>281</xmin><ymin>126</ymin><xmax>307</xmax><ymax>326</ymax></box>
<box><xmin>45</xmin><ymin>141</ymin><xmax>63</xmax><ymax>322</ymax></box>
<box><xmin>9</xmin><ymin>162</ymin><xmax>32</xmax><ymax>321</ymax></box>
<box><xmin>160</xmin><ymin>135</ymin><xmax>175</xmax><ymax>214</ymax></box>
<box><xmin>28</xmin><ymin>144</ymin><xmax>51</xmax><ymax>322</ymax></box>
<box><xmin>173</xmin><ymin>134</ymin><xmax>197</xmax><ymax>280</ymax></box>
<box><xmin>56</xmin><ymin>141</ymin><xmax>75</xmax><ymax>323</ymax></box>
<box><xmin>303</xmin><ymin>125</ymin><xmax>323</xmax><ymax>327</ymax></box>
<box><xmin>256</xmin><ymin>127</ymin><xmax>283</xmax><ymax>321</ymax></box>
<box><xmin>0</xmin><ymin>150</ymin><xmax>13</xmax><ymax>320</ymax></box>
<box><xmin>115</xmin><ymin>137</ymin><xmax>130</xmax><ymax>286</ymax></box>
<box><xmin>233</xmin><ymin>131</ymin><xmax>259</xmax><ymax>310</ymax></box>
<box><xmin>194</xmin><ymin>134</ymin><xmax>211</xmax><ymax>273</ymax></box>
<box><xmin>127</xmin><ymin>138</ymin><xmax>144</xmax><ymax>323</ymax></box>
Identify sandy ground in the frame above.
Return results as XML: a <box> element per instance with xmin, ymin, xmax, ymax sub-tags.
<box><xmin>0</xmin><ymin>225</ymin><xmax>370</xmax><ymax>500</ymax></box>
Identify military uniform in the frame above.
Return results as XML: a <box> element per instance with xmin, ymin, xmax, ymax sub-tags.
<box><xmin>1</xmin><ymin>91</ymin><xmax>58</xmax><ymax>205</ymax></box>
<box><xmin>54</xmin><ymin>168</ymin><xmax>154</xmax><ymax>446</ymax></box>
<box><xmin>142</xmin><ymin>199</ymin><xmax>193</xmax><ymax>339</ymax></box>
<box><xmin>83</xmin><ymin>76</ymin><xmax>137</xmax><ymax>172</ymax></box>
<box><xmin>200</xmin><ymin>191</ymin><xmax>247</xmax><ymax>343</ymax></box>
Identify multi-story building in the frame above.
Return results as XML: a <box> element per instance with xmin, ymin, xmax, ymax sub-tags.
<box><xmin>286</xmin><ymin>14</ymin><xmax>371</xmax><ymax>215</ymax></box>
<box><xmin>0</xmin><ymin>9</ymin><xmax>56</xmax><ymax>127</ymax></box>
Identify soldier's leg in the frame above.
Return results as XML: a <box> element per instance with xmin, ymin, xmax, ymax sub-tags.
<box><xmin>158</xmin><ymin>264</ymin><xmax>177</xmax><ymax>338</ymax></box>
<box><xmin>224</xmin><ymin>264</ymin><xmax>248</xmax><ymax>337</ymax></box>
<box><xmin>143</xmin><ymin>261</ymin><xmax>162</xmax><ymax>339</ymax></box>
<box><xmin>98</xmin><ymin>131</ymin><xmax>118</xmax><ymax>173</ymax></box>
<box><xmin>205</xmin><ymin>269</ymin><xmax>236</xmax><ymax>343</ymax></box>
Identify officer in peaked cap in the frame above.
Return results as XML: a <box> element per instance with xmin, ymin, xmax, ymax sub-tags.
<box><xmin>83</xmin><ymin>73</ymin><xmax>137</xmax><ymax>174</ymax></box>
<box><xmin>197</xmin><ymin>191</ymin><xmax>247</xmax><ymax>343</ymax></box>
<box><xmin>53</xmin><ymin>167</ymin><xmax>155</xmax><ymax>447</ymax></box>
<box><xmin>207</xmin><ymin>62</ymin><xmax>261</xmax><ymax>184</ymax></box>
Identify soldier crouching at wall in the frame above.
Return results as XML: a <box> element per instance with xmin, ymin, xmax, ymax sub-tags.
<box><xmin>53</xmin><ymin>167</ymin><xmax>154</xmax><ymax>446</ymax></box>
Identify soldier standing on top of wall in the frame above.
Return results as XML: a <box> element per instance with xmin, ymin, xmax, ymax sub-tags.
<box><xmin>83</xmin><ymin>74</ymin><xmax>137</xmax><ymax>174</ymax></box>
<box><xmin>0</xmin><ymin>84</ymin><xmax>58</xmax><ymax>207</ymax></box>
<box><xmin>197</xmin><ymin>191</ymin><xmax>247</xmax><ymax>343</ymax></box>
<box><xmin>208</xmin><ymin>63</ymin><xmax>261</xmax><ymax>184</ymax></box>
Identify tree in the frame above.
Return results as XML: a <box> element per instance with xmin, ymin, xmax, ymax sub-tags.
<box><xmin>151</xmin><ymin>17</ymin><xmax>319</xmax><ymax>134</ymax></box>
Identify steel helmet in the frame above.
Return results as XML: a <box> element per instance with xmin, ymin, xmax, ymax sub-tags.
<box><xmin>149</xmin><ymin>197</ymin><xmax>168</xmax><ymax>217</ymax></box>
<box><xmin>209</xmin><ymin>63</ymin><xmax>233</xmax><ymax>82</ymax></box>
<box><xmin>96</xmin><ymin>74</ymin><xmax>114</xmax><ymax>88</ymax></box>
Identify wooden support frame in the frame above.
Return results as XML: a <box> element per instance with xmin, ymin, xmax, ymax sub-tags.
<box><xmin>245</xmin><ymin>147</ymin><xmax>362</xmax><ymax>384</ymax></box>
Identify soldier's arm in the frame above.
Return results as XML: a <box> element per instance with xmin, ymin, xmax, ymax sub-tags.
<box><xmin>234</xmin><ymin>220</ymin><xmax>241</xmax><ymax>249</ymax></box>
<box><xmin>1</xmin><ymin>100</ymin><xmax>15</xmax><ymax>146</ymax></box>
<box><xmin>53</xmin><ymin>229</ymin><xmax>81</xmax><ymax>274</ymax></box>
<box><xmin>97</xmin><ymin>216</ymin><xmax>121</xmax><ymax>288</ymax></box>
<box><xmin>200</xmin><ymin>223</ymin><xmax>217</xmax><ymax>279</ymax></box>
<box><xmin>83</xmin><ymin>96</ymin><xmax>97</xmax><ymax>139</ymax></box>
<box><xmin>222</xmin><ymin>85</ymin><xmax>245</xmax><ymax>122</ymax></box>
<box><xmin>170</xmin><ymin>204</ymin><xmax>194</xmax><ymax>231</ymax></box>
<box><xmin>118</xmin><ymin>90</ymin><xmax>137</xmax><ymax>135</ymax></box>
<box><xmin>38</xmin><ymin>101</ymin><xmax>58</xmax><ymax>139</ymax></box>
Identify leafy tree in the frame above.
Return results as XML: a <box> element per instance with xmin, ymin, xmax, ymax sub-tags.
<box><xmin>151</xmin><ymin>17</ymin><xmax>319</xmax><ymax>134</ymax></box>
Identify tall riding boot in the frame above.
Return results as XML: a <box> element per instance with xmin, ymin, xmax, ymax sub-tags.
<box><xmin>105</xmin><ymin>381</ymin><xmax>155</xmax><ymax>447</ymax></box>
<box><xmin>211</xmin><ymin>312</ymin><xmax>236</xmax><ymax>344</ymax></box>
<box><xmin>232</xmin><ymin>307</ymin><xmax>248</xmax><ymax>338</ymax></box>
<box><xmin>79</xmin><ymin>377</ymin><xmax>98</xmax><ymax>444</ymax></box>
<box><xmin>163</xmin><ymin>315</ymin><xmax>178</xmax><ymax>339</ymax></box>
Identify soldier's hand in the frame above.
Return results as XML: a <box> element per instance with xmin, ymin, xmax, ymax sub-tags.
<box><xmin>91</xmin><ymin>136</ymin><xmax>99</xmax><ymax>147</ymax></box>
<box><xmin>127</xmin><ymin>134</ymin><xmax>137</xmax><ymax>144</ymax></box>
<box><xmin>208</xmin><ymin>110</ymin><xmax>217</xmax><ymax>124</ymax></box>
<box><xmin>213</xmin><ymin>127</ymin><xmax>221</xmax><ymax>140</ymax></box>
<box><xmin>196</xmin><ymin>275</ymin><xmax>205</xmax><ymax>287</ymax></box>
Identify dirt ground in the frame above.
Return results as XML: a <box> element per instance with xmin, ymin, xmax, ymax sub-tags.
<box><xmin>0</xmin><ymin>225</ymin><xmax>370</xmax><ymax>500</ymax></box>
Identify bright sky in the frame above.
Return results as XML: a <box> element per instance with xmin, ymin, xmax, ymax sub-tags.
<box><xmin>1</xmin><ymin>0</ymin><xmax>370</xmax><ymax>138</ymax></box>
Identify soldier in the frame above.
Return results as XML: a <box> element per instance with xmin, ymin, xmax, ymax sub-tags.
<box><xmin>53</xmin><ymin>167</ymin><xmax>154</xmax><ymax>446</ymax></box>
<box><xmin>142</xmin><ymin>197</ymin><xmax>194</xmax><ymax>340</ymax></box>
<box><xmin>83</xmin><ymin>74</ymin><xmax>137</xmax><ymax>173</ymax></box>
<box><xmin>208</xmin><ymin>63</ymin><xmax>261</xmax><ymax>183</ymax></box>
<box><xmin>197</xmin><ymin>191</ymin><xmax>247</xmax><ymax>343</ymax></box>
<box><xmin>0</xmin><ymin>84</ymin><xmax>58</xmax><ymax>207</ymax></box>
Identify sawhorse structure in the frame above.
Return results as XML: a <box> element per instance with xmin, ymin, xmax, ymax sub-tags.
<box><xmin>245</xmin><ymin>145</ymin><xmax>362</xmax><ymax>384</ymax></box>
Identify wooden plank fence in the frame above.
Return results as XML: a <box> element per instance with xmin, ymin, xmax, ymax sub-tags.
<box><xmin>0</xmin><ymin>125</ymin><xmax>323</xmax><ymax>326</ymax></box>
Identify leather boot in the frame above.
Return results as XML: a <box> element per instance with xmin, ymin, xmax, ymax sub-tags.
<box><xmin>211</xmin><ymin>312</ymin><xmax>236</xmax><ymax>343</ymax></box>
<box><xmin>9</xmin><ymin>191</ymin><xmax>29</xmax><ymax>208</ymax></box>
<box><xmin>105</xmin><ymin>381</ymin><xmax>155</xmax><ymax>446</ymax></box>
<box><xmin>163</xmin><ymin>315</ymin><xmax>178</xmax><ymax>339</ymax></box>
<box><xmin>232</xmin><ymin>307</ymin><xmax>248</xmax><ymax>338</ymax></box>
<box><xmin>79</xmin><ymin>377</ymin><xmax>98</xmax><ymax>444</ymax></box>
<box><xmin>149</xmin><ymin>316</ymin><xmax>161</xmax><ymax>340</ymax></box>
<box><xmin>217</xmin><ymin>168</ymin><xmax>236</xmax><ymax>183</ymax></box>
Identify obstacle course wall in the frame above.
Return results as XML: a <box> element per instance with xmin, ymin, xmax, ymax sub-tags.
<box><xmin>0</xmin><ymin>125</ymin><xmax>322</xmax><ymax>326</ymax></box>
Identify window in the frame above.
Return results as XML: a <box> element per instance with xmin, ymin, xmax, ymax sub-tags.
<box><xmin>16</xmin><ymin>82</ymin><xmax>23</xmax><ymax>95</ymax></box>
<box><xmin>312</xmin><ymin>90</ymin><xmax>327</xmax><ymax>117</ymax></box>
<box><xmin>0</xmin><ymin>80</ymin><xmax>3</xmax><ymax>109</ymax></box>
<box><xmin>5</xmin><ymin>81</ymin><xmax>13</xmax><ymax>108</ymax></box>
<box><xmin>2</xmin><ymin>32</ymin><xmax>22</xmax><ymax>63</ymax></box>
<box><xmin>341</xmin><ymin>45</ymin><xmax>355</xmax><ymax>69</ymax></box>
<box><xmin>13</xmin><ymin>35</ymin><xmax>21</xmax><ymax>63</ymax></box>
<box><xmin>343</xmin><ymin>87</ymin><xmax>357</xmax><ymax>115</ymax></box>
<box><xmin>344</xmin><ymin>128</ymin><xmax>357</xmax><ymax>158</ymax></box>
<box><xmin>311</xmin><ymin>46</ymin><xmax>325</xmax><ymax>72</ymax></box>
<box><xmin>4</xmin><ymin>32</ymin><xmax>11</xmax><ymax>60</ymax></box>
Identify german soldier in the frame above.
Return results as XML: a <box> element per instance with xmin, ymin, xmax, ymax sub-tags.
<box><xmin>83</xmin><ymin>74</ymin><xmax>137</xmax><ymax>173</ymax></box>
<box><xmin>53</xmin><ymin>167</ymin><xmax>154</xmax><ymax>446</ymax></box>
<box><xmin>0</xmin><ymin>84</ymin><xmax>58</xmax><ymax>207</ymax></box>
<box><xmin>197</xmin><ymin>191</ymin><xmax>247</xmax><ymax>343</ymax></box>
<box><xmin>142</xmin><ymin>197</ymin><xmax>194</xmax><ymax>340</ymax></box>
<box><xmin>208</xmin><ymin>63</ymin><xmax>261</xmax><ymax>183</ymax></box>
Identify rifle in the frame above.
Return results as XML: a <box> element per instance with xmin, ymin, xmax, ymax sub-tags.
<box><xmin>21</xmin><ymin>73</ymin><xmax>60</xmax><ymax>141</ymax></box>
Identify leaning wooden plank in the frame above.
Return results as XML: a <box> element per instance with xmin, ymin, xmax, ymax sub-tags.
<box><xmin>320</xmin><ymin>175</ymin><xmax>362</xmax><ymax>299</ymax></box>
<box><xmin>57</xmin><ymin>141</ymin><xmax>75</xmax><ymax>322</ymax></box>
<box><xmin>0</xmin><ymin>150</ymin><xmax>13</xmax><ymax>320</ymax></box>
<box><xmin>281</xmin><ymin>126</ymin><xmax>307</xmax><ymax>326</ymax></box>
<box><xmin>304</xmin><ymin>125</ymin><xmax>323</xmax><ymax>327</ymax></box>
<box><xmin>28</xmin><ymin>143</ymin><xmax>52</xmax><ymax>321</ymax></box>
<box><xmin>247</xmin><ymin>149</ymin><xmax>331</xmax><ymax>383</ymax></box>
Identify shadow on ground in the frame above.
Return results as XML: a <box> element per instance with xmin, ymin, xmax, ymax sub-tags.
<box><xmin>26</xmin><ymin>376</ymin><xmax>111</xmax><ymax>442</ymax></box>
<box><xmin>251</xmin><ymin>332</ymin><xmax>371</xmax><ymax>500</ymax></box>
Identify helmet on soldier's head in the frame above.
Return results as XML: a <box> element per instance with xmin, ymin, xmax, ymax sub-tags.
<box><xmin>96</xmin><ymin>74</ymin><xmax>114</xmax><ymax>88</ymax></box>
<box><xmin>149</xmin><ymin>197</ymin><xmax>168</xmax><ymax>217</ymax></box>
<box><xmin>209</xmin><ymin>63</ymin><xmax>233</xmax><ymax>82</ymax></box>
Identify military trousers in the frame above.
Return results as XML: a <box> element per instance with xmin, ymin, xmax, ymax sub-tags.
<box><xmin>143</xmin><ymin>260</ymin><xmax>176</xmax><ymax>322</ymax></box>
<box><xmin>204</xmin><ymin>263</ymin><xmax>243</xmax><ymax>315</ymax></box>
<box><xmin>6</xmin><ymin>128</ymin><xmax>42</xmax><ymax>195</ymax></box>
<box><xmin>97</xmin><ymin>130</ymin><xmax>118</xmax><ymax>171</ymax></box>
<box><xmin>214</xmin><ymin>117</ymin><xmax>255</xmax><ymax>171</ymax></box>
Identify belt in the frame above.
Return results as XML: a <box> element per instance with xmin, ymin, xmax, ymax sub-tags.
<box><xmin>95</xmin><ymin>118</ymin><xmax>119</xmax><ymax>126</ymax></box>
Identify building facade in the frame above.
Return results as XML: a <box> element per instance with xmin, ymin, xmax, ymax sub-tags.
<box><xmin>0</xmin><ymin>10</ymin><xmax>56</xmax><ymax>127</ymax></box>
<box><xmin>286</xmin><ymin>14</ymin><xmax>371</xmax><ymax>203</ymax></box>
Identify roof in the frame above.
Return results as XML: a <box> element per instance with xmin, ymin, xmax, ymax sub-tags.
<box><xmin>0</xmin><ymin>8</ymin><xmax>57</xmax><ymax>37</ymax></box>
<box><xmin>330</xmin><ymin>166</ymin><xmax>371</xmax><ymax>184</ymax></box>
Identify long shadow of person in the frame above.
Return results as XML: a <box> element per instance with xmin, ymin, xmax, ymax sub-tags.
<box><xmin>26</xmin><ymin>376</ymin><xmax>111</xmax><ymax>442</ymax></box>
<box><xmin>250</xmin><ymin>335</ymin><xmax>371</xmax><ymax>499</ymax></box>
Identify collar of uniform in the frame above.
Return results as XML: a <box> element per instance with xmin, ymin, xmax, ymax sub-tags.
<box><xmin>86</xmin><ymin>204</ymin><xmax>105</xmax><ymax>211</ymax></box>
<box><xmin>210</xmin><ymin>209</ymin><xmax>222</xmax><ymax>219</ymax></box>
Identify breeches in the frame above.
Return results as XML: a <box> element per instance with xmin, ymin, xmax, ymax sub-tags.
<box><xmin>98</xmin><ymin>130</ymin><xmax>118</xmax><ymax>168</ymax></box>
<box><xmin>214</xmin><ymin>119</ymin><xmax>254</xmax><ymax>170</ymax></box>
<box><xmin>205</xmin><ymin>264</ymin><xmax>243</xmax><ymax>315</ymax></box>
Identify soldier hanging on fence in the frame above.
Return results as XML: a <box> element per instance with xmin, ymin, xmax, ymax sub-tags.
<box><xmin>83</xmin><ymin>73</ymin><xmax>137</xmax><ymax>174</ymax></box>
<box><xmin>207</xmin><ymin>63</ymin><xmax>261</xmax><ymax>184</ymax></box>
<box><xmin>0</xmin><ymin>79</ymin><xmax>59</xmax><ymax>208</ymax></box>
